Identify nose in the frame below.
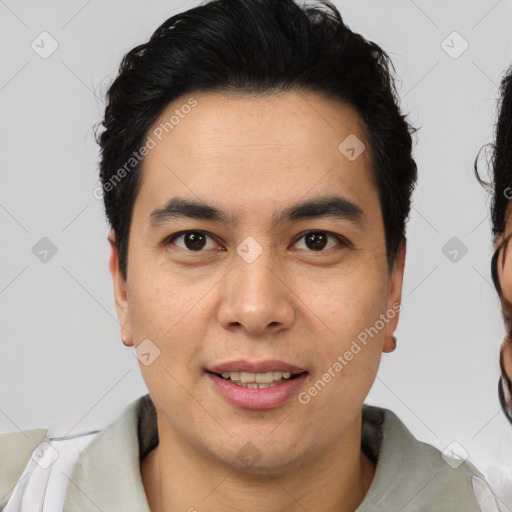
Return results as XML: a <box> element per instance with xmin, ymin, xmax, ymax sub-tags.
<box><xmin>217</xmin><ymin>250</ymin><xmax>295</xmax><ymax>337</ymax></box>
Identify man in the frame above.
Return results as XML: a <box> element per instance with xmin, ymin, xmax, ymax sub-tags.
<box><xmin>0</xmin><ymin>0</ymin><xmax>491</xmax><ymax>510</ymax></box>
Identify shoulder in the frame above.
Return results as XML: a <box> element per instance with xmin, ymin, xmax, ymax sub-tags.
<box><xmin>474</xmin><ymin>465</ymin><xmax>512</xmax><ymax>512</ymax></box>
<box><xmin>0</xmin><ymin>428</ymin><xmax>100</xmax><ymax>511</ymax></box>
<box><xmin>361</xmin><ymin>404</ymin><xmax>490</xmax><ymax>511</ymax></box>
<box><xmin>0</xmin><ymin>428</ymin><xmax>47</xmax><ymax>509</ymax></box>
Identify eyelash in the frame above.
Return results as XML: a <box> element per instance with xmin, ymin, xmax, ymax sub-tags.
<box><xmin>165</xmin><ymin>230</ymin><xmax>349</xmax><ymax>252</ymax></box>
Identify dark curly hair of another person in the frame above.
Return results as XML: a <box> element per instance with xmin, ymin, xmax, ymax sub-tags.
<box><xmin>476</xmin><ymin>65</ymin><xmax>512</xmax><ymax>424</ymax></box>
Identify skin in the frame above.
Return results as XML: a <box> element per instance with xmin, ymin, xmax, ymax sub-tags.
<box><xmin>495</xmin><ymin>205</ymin><xmax>512</xmax><ymax>390</ymax></box>
<box><xmin>108</xmin><ymin>90</ymin><xmax>405</xmax><ymax>512</ymax></box>
<box><xmin>503</xmin><ymin>346</ymin><xmax>512</xmax><ymax>391</ymax></box>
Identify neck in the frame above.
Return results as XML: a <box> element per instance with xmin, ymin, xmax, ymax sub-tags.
<box><xmin>141</xmin><ymin>414</ymin><xmax>376</xmax><ymax>512</ymax></box>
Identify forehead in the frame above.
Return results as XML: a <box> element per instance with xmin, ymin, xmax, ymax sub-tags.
<box><xmin>133</xmin><ymin>90</ymin><xmax>380</xmax><ymax>227</ymax></box>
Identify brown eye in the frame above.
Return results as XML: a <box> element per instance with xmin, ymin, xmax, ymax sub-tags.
<box><xmin>168</xmin><ymin>231</ymin><xmax>218</xmax><ymax>251</ymax></box>
<box><xmin>293</xmin><ymin>231</ymin><xmax>344</xmax><ymax>251</ymax></box>
<box><xmin>305</xmin><ymin>232</ymin><xmax>328</xmax><ymax>250</ymax></box>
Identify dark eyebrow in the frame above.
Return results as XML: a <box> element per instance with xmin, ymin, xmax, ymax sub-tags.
<box><xmin>273</xmin><ymin>195</ymin><xmax>366</xmax><ymax>228</ymax></box>
<box><xmin>149</xmin><ymin>197</ymin><xmax>235</xmax><ymax>228</ymax></box>
<box><xmin>148</xmin><ymin>196</ymin><xmax>367</xmax><ymax>229</ymax></box>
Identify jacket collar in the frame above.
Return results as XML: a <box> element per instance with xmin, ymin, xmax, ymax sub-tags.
<box><xmin>64</xmin><ymin>394</ymin><xmax>157</xmax><ymax>512</ymax></box>
<box><xmin>63</xmin><ymin>394</ymin><xmax>479</xmax><ymax>511</ymax></box>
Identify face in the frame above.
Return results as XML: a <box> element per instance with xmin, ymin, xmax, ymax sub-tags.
<box><xmin>495</xmin><ymin>204</ymin><xmax>512</xmax><ymax>407</ymax></box>
<box><xmin>109</xmin><ymin>90</ymin><xmax>405</xmax><ymax>471</ymax></box>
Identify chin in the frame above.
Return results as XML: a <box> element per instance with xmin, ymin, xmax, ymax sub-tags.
<box><xmin>208</xmin><ymin>435</ymin><xmax>308</xmax><ymax>475</ymax></box>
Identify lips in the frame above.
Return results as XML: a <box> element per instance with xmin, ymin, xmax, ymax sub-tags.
<box><xmin>206</xmin><ymin>370</ymin><xmax>309</xmax><ymax>409</ymax></box>
<box><xmin>206</xmin><ymin>359</ymin><xmax>308</xmax><ymax>375</ymax></box>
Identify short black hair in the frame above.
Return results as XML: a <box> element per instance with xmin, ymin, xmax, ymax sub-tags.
<box><xmin>96</xmin><ymin>0</ymin><xmax>417</xmax><ymax>281</ymax></box>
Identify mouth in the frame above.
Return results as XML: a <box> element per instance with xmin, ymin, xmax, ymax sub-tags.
<box><xmin>206</xmin><ymin>370</ymin><xmax>307</xmax><ymax>389</ymax></box>
<box><xmin>204</xmin><ymin>362</ymin><xmax>309</xmax><ymax>409</ymax></box>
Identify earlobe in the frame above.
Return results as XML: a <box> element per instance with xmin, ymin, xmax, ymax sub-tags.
<box><xmin>121</xmin><ymin>335</ymin><xmax>132</xmax><ymax>347</ymax></box>
<box><xmin>383</xmin><ymin>335</ymin><xmax>397</xmax><ymax>353</ymax></box>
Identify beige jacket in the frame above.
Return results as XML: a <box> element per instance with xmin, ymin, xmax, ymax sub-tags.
<box><xmin>0</xmin><ymin>394</ymin><xmax>500</xmax><ymax>511</ymax></box>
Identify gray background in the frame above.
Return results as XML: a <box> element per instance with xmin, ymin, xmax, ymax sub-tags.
<box><xmin>1</xmin><ymin>0</ymin><xmax>511</xmax><ymax>501</ymax></box>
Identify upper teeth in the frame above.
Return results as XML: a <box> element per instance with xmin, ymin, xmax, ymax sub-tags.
<box><xmin>221</xmin><ymin>371</ymin><xmax>292</xmax><ymax>383</ymax></box>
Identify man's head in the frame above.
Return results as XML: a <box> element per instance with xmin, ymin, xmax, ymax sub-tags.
<box><xmin>479</xmin><ymin>65</ymin><xmax>512</xmax><ymax>423</ymax></box>
<box><xmin>99</xmin><ymin>0</ymin><xmax>416</xmax><ymax>472</ymax></box>
<box><xmin>98</xmin><ymin>0</ymin><xmax>417</xmax><ymax>281</ymax></box>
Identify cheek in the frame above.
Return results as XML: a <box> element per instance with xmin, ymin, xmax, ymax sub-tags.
<box><xmin>305</xmin><ymin>270</ymin><xmax>388</xmax><ymax>366</ymax></box>
<box><xmin>502</xmin><ymin>256</ymin><xmax>512</xmax><ymax>304</ymax></box>
<box><xmin>313</xmin><ymin>265</ymin><xmax>388</xmax><ymax>326</ymax></box>
<box><xmin>503</xmin><ymin>341</ymin><xmax>512</xmax><ymax>380</ymax></box>
<box><xmin>127</xmin><ymin>269</ymin><xmax>207</xmax><ymax>350</ymax></box>
<box><xmin>129</xmin><ymin>281</ymin><xmax>210</xmax><ymax>394</ymax></box>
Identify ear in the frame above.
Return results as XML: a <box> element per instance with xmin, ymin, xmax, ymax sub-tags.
<box><xmin>108</xmin><ymin>229</ymin><xmax>134</xmax><ymax>346</ymax></box>
<box><xmin>382</xmin><ymin>238</ymin><xmax>406</xmax><ymax>353</ymax></box>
